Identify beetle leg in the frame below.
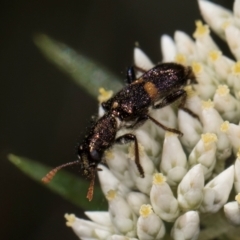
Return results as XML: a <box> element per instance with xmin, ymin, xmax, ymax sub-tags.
<box><xmin>126</xmin><ymin>66</ymin><xmax>136</xmax><ymax>84</ymax></box>
<box><xmin>153</xmin><ymin>89</ymin><xmax>186</xmax><ymax>109</ymax></box>
<box><xmin>177</xmin><ymin>91</ymin><xmax>200</xmax><ymax>120</ymax></box>
<box><xmin>125</xmin><ymin>115</ymin><xmax>148</xmax><ymax>129</ymax></box>
<box><xmin>126</xmin><ymin>65</ymin><xmax>149</xmax><ymax>84</ymax></box>
<box><xmin>153</xmin><ymin>90</ymin><xmax>199</xmax><ymax>120</ymax></box>
<box><xmin>115</xmin><ymin>133</ymin><xmax>144</xmax><ymax>178</ymax></box>
<box><xmin>146</xmin><ymin>114</ymin><xmax>183</xmax><ymax>136</ymax></box>
<box><xmin>134</xmin><ymin>65</ymin><xmax>148</xmax><ymax>73</ymax></box>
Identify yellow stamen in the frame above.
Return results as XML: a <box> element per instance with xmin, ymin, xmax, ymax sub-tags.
<box><xmin>220</xmin><ymin>121</ymin><xmax>230</xmax><ymax>132</ymax></box>
<box><xmin>106</xmin><ymin>190</ymin><xmax>117</xmax><ymax>200</ymax></box>
<box><xmin>231</xmin><ymin>61</ymin><xmax>240</xmax><ymax>76</ymax></box>
<box><xmin>139</xmin><ymin>204</ymin><xmax>153</xmax><ymax>218</ymax></box>
<box><xmin>192</xmin><ymin>62</ymin><xmax>203</xmax><ymax>75</ymax></box>
<box><xmin>153</xmin><ymin>173</ymin><xmax>166</xmax><ymax>185</ymax></box>
<box><xmin>98</xmin><ymin>87</ymin><xmax>113</xmax><ymax>103</ymax></box>
<box><xmin>201</xmin><ymin>133</ymin><xmax>218</xmax><ymax>144</ymax></box>
<box><xmin>216</xmin><ymin>85</ymin><xmax>229</xmax><ymax>96</ymax></box>
<box><xmin>237</xmin><ymin>148</ymin><xmax>240</xmax><ymax>160</ymax></box>
<box><xmin>208</xmin><ymin>50</ymin><xmax>222</xmax><ymax>62</ymax></box>
<box><xmin>193</xmin><ymin>20</ymin><xmax>210</xmax><ymax>38</ymax></box>
<box><xmin>64</xmin><ymin>213</ymin><xmax>76</xmax><ymax>227</ymax></box>
<box><xmin>128</xmin><ymin>142</ymin><xmax>144</xmax><ymax>159</ymax></box>
<box><xmin>175</xmin><ymin>53</ymin><xmax>187</xmax><ymax>65</ymax></box>
<box><xmin>235</xmin><ymin>193</ymin><xmax>240</xmax><ymax>204</ymax></box>
<box><xmin>202</xmin><ymin>99</ymin><xmax>214</xmax><ymax>109</ymax></box>
<box><xmin>221</xmin><ymin>21</ymin><xmax>230</xmax><ymax>30</ymax></box>
<box><xmin>184</xmin><ymin>85</ymin><xmax>196</xmax><ymax>98</ymax></box>
<box><xmin>104</xmin><ymin>149</ymin><xmax>114</xmax><ymax>160</ymax></box>
<box><xmin>165</xmin><ymin>131</ymin><xmax>177</xmax><ymax>137</ymax></box>
<box><xmin>201</xmin><ymin>133</ymin><xmax>217</xmax><ymax>151</ymax></box>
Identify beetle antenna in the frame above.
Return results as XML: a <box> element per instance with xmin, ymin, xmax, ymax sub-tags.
<box><xmin>86</xmin><ymin>168</ymin><xmax>96</xmax><ymax>201</ymax></box>
<box><xmin>42</xmin><ymin>160</ymin><xmax>79</xmax><ymax>183</ymax></box>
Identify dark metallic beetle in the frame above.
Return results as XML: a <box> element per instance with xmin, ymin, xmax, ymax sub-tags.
<box><xmin>42</xmin><ymin>63</ymin><xmax>197</xmax><ymax>201</ymax></box>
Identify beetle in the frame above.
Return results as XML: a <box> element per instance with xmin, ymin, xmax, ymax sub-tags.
<box><xmin>42</xmin><ymin>62</ymin><xmax>197</xmax><ymax>201</ymax></box>
<box><xmin>102</xmin><ymin>63</ymin><xmax>198</xmax><ymax>128</ymax></box>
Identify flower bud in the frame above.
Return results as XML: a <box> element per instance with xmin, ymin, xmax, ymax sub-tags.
<box><xmin>198</xmin><ymin>0</ymin><xmax>233</xmax><ymax>40</ymax></box>
<box><xmin>150</xmin><ymin>173</ymin><xmax>180</xmax><ymax>222</ymax></box>
<box><xmin>65</xmin><ymin>213</ymin><xmax>113</xmax><ymax>239</ymax></box>
<box><xmin>178</xmin><ymin>164</ymin><xmax>204</xmax><ymax>211</ymax></box>
<box><xmin>224</xmin><ymin>194</ymin><xmax>240</xmax><ymax>226</ymax></box>
<box><xmin>188</xmin><ymin>133</ymin><xmax>217</xmax><ymax>179</ymax></box>
<box><xmin>127</xmin><ymin>192</ymin><xmax>150</xmax><ymax>216</ymax></box>
<box><xmin>134</xmin><ymin>47</ymin><xmax>154</xmax><ymax>76</ymax></box>
<box><xmin>160</xmin><ymin>132</ymin><xmax>187</xmax><ymax>186</ymax></box>
<box><xmin>171</xmin><ymin>211</ymin><xmax>200</xmax><ymax>240</ymax></box>
<box><xmin>137</xmin><ymin>204</ymin><xmax>165</xmax><ymax>240</ymax></box>
<box><xmin>161</xmin><ymin>34</ymin><xmax>176</xmax><ymax>62</ymax></box>
<box><xmin>106</xmin><ymin>190</ymin><xmax>136</xmax><ymax>237</ymax></box>
<box><xmin>200</xmin><ymin>166</ymin><xmax>234</xmax><ymax>213</ymax></box>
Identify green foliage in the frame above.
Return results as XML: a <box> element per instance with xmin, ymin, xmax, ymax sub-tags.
<box><xmin>8</xmin><ymin>154</ymin><xmax>107</xmax><ymax>210</ymax></box>
<box><xmin>34</xmin><ymin>34</ymin><xmax>122</xmax><ymax>98</ymax></box>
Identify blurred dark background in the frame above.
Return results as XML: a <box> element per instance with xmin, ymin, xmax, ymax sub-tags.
<box><xmin>0</xmin><ymin>0</ymin><xmax>234</xmax><ymax>239</ymax></box>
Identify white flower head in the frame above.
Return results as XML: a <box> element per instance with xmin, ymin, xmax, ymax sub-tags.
<box><xmin>66</xmin><ymin>1</ymin><xmax>240</xmax><ymax>239</ymax></box>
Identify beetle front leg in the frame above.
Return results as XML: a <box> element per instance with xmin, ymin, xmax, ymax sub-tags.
<box><xmin>115</xmin><ymin>133</ymin><xmax>144</xmax><ymax>178</ymax></box>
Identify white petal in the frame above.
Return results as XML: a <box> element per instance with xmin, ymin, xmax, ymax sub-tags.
<box><xmin>220</xmin><ymin>121</ymin><xmax>240</xmax><ymax>155</ymax></box>
<box><xmin>98</xmin><ymin>165</ymin><xmax>130</xmax><ymax>196</ymax></box>
<box><xmin>188</xmin><ymin>133</ymin><xmax>217</xmax><ymax>179</ymax></box>
<box><xmin>134</xmin><ymin>47</ymin><xmax>154</xmax><ymax>72</ymax></box>
<box><xmin>161</xmin><ymin>132</ymin><xmax>187</xmax><ymax>186</ymax></box>
<box><xmin>177</xmin><ymin>164</ymin><xmax>204</xmax><ymax>210</ymax></box>
<box><xmin>201</xmin><ymin>101</ymin><xmax>232</xmax><ymax>161</ymax></box>
<box><xmin>171</xmin><ymin>211</ymin><xmax>200</xmax><ymax>240</ymax></box>
<box><xmin>198</xmin><ymin>0</ymin><xmax>233</xmax><ymax>40</ymax></box>
<box><xmin>234</xmin><ymin>157</ymin><xmax>240</xmax><ymax>193</ymax></box>
<box><xmin>160</xmin><ymin>34</ymin><xmax>176</xmax><ymax>62</ymax></box>
<box><xmin>105</xmin><ymin>146</ymin><xmax>135</xmax><ymax>189</ymax></box>
<box><xmin>213</xmin><ymin>85</ymin><xmax>240</xmax><ymax>123</ymax></box>
<box><xmin>234</xmin><ymin>0</ymin><xmax>240</xmax><ymax>19</ymax></box>
<box><xmin>127</xmin><ymin>192</ymin><xmax>150</xmax><ymax>216</ymax></box>
<box><xmin>107</xmin><ymin>191</ymin><xmax>136</xmax><ymax>236</ymax></box>
<box><xmin>225</xmin><ymin>25</ymin><xmax>240</xmax><ymax>60</ymax></box>
<box><xmin>137</xmin><ymin>205</ymin><xmax>165</xmax><ymax>240</ymax></box>
<box><xmin>65</xmin><ymin>214</ymin><xmax>112</xmax><ymax>239</ymax></box>
<box><xmin>108</xmin><ymin>235</ymin><xmax>138</xmax><ymax>240</ymax></box>
<box><xmin>174</xmin><ymin>31</ymin><xmax>196</xmax><ymax>57</ymax></box>
<box><xmin>150</xmin><ymin>173</ymin><xmax>180</xmax><ymax>222</ymax></box>
<box><xmin>200</xmin><ymin>166</ymin><xmax>234</xmax><ymax>213</ymax></box>
<box><xmin>224</xmin><ymin>201</ymin><xmax>240</xmax><ymax>225</ymax></box>
<box><xmin>84</xmin><ymin>211</ymin><xmax>112</xmax><ymax>227</ymax></box>
<box><xmin>178</xmin><ymin>109</ymin><xmax>202</xmax><ymax>153</ymax></box>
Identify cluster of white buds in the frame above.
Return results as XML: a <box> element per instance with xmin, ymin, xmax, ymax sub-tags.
<box><xmin>65</xmin><ymin>0</ymin><xmax>240</xmax><ymax>239</ymax></box>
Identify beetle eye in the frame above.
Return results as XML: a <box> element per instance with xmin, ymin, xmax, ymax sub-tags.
<box><xmin>90</xmin><ymin>149</ymin><xmax>101</xmax><ymax>162</ymax></box>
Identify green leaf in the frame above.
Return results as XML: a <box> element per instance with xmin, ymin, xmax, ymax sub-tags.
<box><xmin>34</xmin><ymin>34</ymin><xmax>123</xmax><ymax>98</ymax></box>
<box><xmin>8</xmin><ymin>154</ymin><xmax>107</xmax><ymax>210</ymax></box>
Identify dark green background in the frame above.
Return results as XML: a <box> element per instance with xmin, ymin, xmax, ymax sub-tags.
<box><xmin>0</xmin><ymin>0</ymin><xmax>234</xmax><ymax>239</ymax></box>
